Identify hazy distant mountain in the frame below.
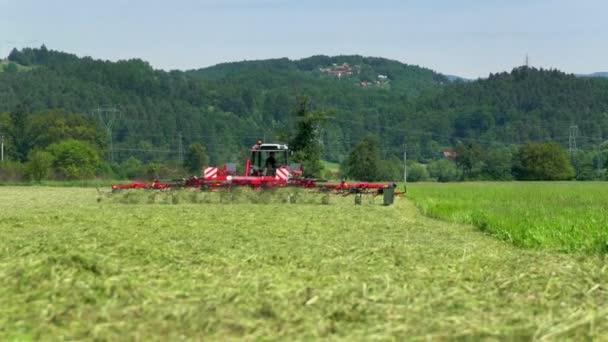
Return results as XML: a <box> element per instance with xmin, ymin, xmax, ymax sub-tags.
<box><xmin>445</xmin><ymin>74</ymin><xmax>473</xmax><ymax>82</ymax></box>
<box><xmin>576</xmin><ymin>72</ymin><xmax>608</xmax><ymax>78</ymax></box>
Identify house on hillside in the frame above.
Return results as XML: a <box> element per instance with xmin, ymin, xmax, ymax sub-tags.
<box><xmin>443</xmin><ymin>151</ymin><xmax>458</xmax><ymax>159</ymax></box>
<box><xmin>320</xmin><ymin>63</ymin><xmax>355</xmax><ymax>78</ymax></box>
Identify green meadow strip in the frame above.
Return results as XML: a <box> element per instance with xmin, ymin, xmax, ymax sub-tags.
<box><xmin>408</xmin><ymin>182</ymin><xmax>608</xmax><ymax>253</ymax></box>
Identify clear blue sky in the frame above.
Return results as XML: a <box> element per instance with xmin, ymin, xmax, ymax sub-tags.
<box><xmin>1</xmin><ymin>0</ymin><xmax>606</xmax><ymax>78</ymax></box>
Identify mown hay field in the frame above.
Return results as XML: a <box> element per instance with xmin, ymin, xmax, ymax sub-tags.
<box><xmin>408</xmin><ymin>182</ymin><xmax>608</xmax><ymax>253</ymax></box>
<box><xmin>1</xmin><ymin>186</ymin><xmax>607</xmax><ymax>340</ymax></box>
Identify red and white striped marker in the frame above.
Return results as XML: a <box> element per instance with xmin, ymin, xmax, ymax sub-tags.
<box><xmin>275</xmin><ymin>167</ymin><xmax>291</xmax><ymax>181</ymax></box>
<box><xmin>204</xmin><ymin>167</ymin><xmax>218</xmax><ymax>179</ymax></box>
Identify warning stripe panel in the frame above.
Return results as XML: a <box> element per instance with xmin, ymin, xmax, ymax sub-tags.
<box><xmin>204</xmin><ymin>167</ymin><xmax>218</xmax><ymax>179</ymax></box>
<box><xmin>276</xmin><ymin>167</ymin><xmax>290</xmax><ymax>180</ymax></box>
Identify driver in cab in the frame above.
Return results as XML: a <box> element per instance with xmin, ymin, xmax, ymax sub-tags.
<box><xmin>264</xmin><ymin>152</ymin><xmax>278</xmax><ymax>176</ymax></box>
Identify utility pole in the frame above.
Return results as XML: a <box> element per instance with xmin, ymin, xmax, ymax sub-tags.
<box><xmin>597</xmin><ymin>133</ymin><xmax>603</xmax><ymax>173</ymax></box>
<box><xmin>92</xmin><ymin>107</ymin><xmax>121</xmax><ymax>163</ymax></box>
<box><xmin>597</xmin><ymin>143</ymin><xmax>602</xmax><ymax>173</ymax></box>
<box><xmin>568</xmin><ymin>125</ymin><xmax>579</xmax><ymax>157</ymax></box>
<box><xmin>403</xmin><ymin>146</ymin><xmax>407</xmax><ymax>184</ymax></box>
<box><xmin>0</xmin><ymin>134</ymin><xmax>4</xmax><ymax>162</ymax></box>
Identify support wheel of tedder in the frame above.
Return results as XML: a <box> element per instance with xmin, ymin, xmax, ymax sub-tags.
<box><xmin>354</xmin><ymin>193</ymin><xmax>362</xmax><ymax>205</ymax></box>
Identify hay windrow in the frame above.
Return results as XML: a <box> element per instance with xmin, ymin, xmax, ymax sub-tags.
<box><xmin>106</xmin><ymin>188</ymin><xmax>363</xmax><ymax>206</ymax></box>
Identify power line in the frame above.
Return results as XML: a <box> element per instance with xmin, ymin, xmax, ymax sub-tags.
<box><xmin>113</xmin><ymin>147</ymin><xmax>177</xmax><ymax>153</ymax></box>
<box><xmin>177</xmin><ymin>131</ymin><xmax>183</xmax><ymax>165</ymax></box>
<box><xmin>112</xmin><ymin>119</ymin><xmax>588</xmax><ymax>153</ymax></box>
<box><xmin>110</xmin><ymin>109</ymin><xmax>608</xmax><ymax>150</ymax></box>
<box><xmin>101</xmin><ymin>112</ymin><xmax>605</xmax><ymax>164</ymax></box>
<box><xmin>326</xmin><ymin>116</ymin><xmax>574</xmax><ymax>147</ymax></box>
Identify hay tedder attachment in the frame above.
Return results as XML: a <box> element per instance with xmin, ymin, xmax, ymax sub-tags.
<box><xmin>111</xmin><ymin>140</ymin><xmax>404</xmax><ymax>205</ymax></box>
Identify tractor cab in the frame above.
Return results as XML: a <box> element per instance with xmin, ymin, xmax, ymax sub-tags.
<box><xmin>247</xmin><ymin>140</ymin><xmax>299</xmax><ymax>177</ymax></box>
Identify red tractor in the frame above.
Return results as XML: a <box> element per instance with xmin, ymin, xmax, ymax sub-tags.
<box><xmin>112</xmin><ymin>139</ymin><xmax>402</xmax><ymax>204</ymax></box>
<box><xmin>186</xmin><ymin>140</ymin><xmax>306</xmax><ymax>189</ymax></box>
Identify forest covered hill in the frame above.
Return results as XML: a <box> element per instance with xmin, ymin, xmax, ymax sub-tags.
<box><xmin>1</xmin><ymin>46</ymin><xmax>608</xmax><ymax>167</ymax></box>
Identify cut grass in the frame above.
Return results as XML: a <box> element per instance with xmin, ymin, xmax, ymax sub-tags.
<box><xmin>0</xmin><ymin>179</ymin><xmax>131</xmax><ymax>188</ymax></box>
<box><xmin>107</xmin><ymin>188</ymin><xmax>340</xmax><ymax>206</ymax></box>
<box><xmin>0</xmin><ymin>186</ymin><xmax>607</xmax><ymax>340</ymax></box>
<box><xmin>408</xmin><ymin>182</ymin><xmax>608</xmax><ymax>253</ymax></box>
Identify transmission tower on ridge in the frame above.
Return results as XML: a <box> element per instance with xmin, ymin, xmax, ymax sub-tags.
<box><xmin>568</xmin><ymin>125</ymin><xmax>579</xmax><ymax>156</ymax></box>
<box><xmin>92</xmin><ymin>107</ymin><xmax>121</xmax><ymax>163</ymax></box>
<box><xmin>178</xmin><ymin>131</ymin><xmax>184</xmax><ymax>165</ymax></box>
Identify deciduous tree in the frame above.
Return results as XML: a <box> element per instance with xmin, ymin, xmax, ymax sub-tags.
<box><xmin>289</xmin><ymin>96</ymin><xmax>326</xmax><ymax>178</ymax></box>
<box><xmin>343</xmin><ymin>134</ymin><xmax>382</xmax><ymax>181</ymax></box>
<box><xmin>184</xmin><ymin>143</ymin><xmax>209</xmax><ymax>174</ymax></box>
<box><xmin>513</xmin><ymin>142</ymin><xmax>574</xmax><ymax>180</ymax></box>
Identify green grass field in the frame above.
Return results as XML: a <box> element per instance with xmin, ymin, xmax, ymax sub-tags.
<box><xmin>322</xmin><ymin>160</ymin><xmax>340</xmax><ymax>171</ymax></box>
<box><xmin>323</xmin><ymin>160</ymin><xmax>340</xmax><ymax>170</ymax></box>
<box><xmin>408</xmin><ymin>182</ymin><xmax>608</xmax><ymax>253</ymax></box>
<box><xmin>1</xmin><ymin>185</ymin><xmax>607</xmax><ymax>340</ymax></box>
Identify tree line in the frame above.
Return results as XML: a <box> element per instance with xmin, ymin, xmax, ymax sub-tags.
<box><xmin>342</xmin><ymin>136</ymin><xmax>603</xmax><ymax>182</ymax></box>
<box><xmin>0</xmin><ymin>106</ymin><xmax>594</xmax><ymax>183</ymax></box>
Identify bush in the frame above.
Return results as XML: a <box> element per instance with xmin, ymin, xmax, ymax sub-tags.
<box><xmin>377</xmin><ymin>158</ymin><xmax>403</xmax><ymax>182</ymax></box>
<box><xmin>0</xmin><ymin>161</ymin><xmax>25</xmax><ymax>182</ymax></box>
<box><xmin>47</xmin><ymin>139</ymin><xmax>101</xmax><ymax>180</ymax></box>
<box><xmin>482</xmin><ymin>147</ymin><xmax>513</xmax><ymax>180</ymax></box>
<box><xmin>143</xmin><ymin>163</ymin><xmax>182</xmax><ymax>181</ymax></box>
<box><xmin>427</xmin><ymin>159</ymin><xmax>461</xmax><ymax>182</ymax></box>
<box><xmin>120</xmin><ymin>157</ymin><xmax>143</xmax><ymax>179</ymax></box>
<box><xmin>25</xmin><ymin>150</ymin><xmax>54</xmax><ymax>182</ymax></box>
<box><xmin>571</xmin><ymin>151</ymin><xmax>600</xmax><ymax>181</ymax></box>
<box><xmin>97</xmin><ymin>163</ymin><xmax>119</xmax><ymax>180</ymax></box>
<box><xmin>407</xmin><ymin>162</ymin><xmax>429</xmax><ymax>182</ymax></box>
